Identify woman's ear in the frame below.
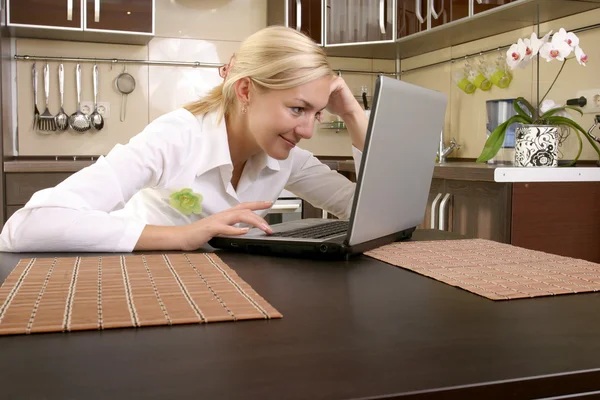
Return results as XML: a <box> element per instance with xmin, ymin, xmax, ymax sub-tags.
<box><xmin>233</xmin><ymin>77</ymin><xmax>252</xmax><ymax>105</ymax></box>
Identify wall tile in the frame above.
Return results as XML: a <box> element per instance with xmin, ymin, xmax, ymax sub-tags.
<box><xmin>16</xmin><ymin>39</ymin><xmax>149</xmax><ymax>156</ymax></box>
<box><xmin>155</xmin><ymin>0</ymin><xmax>267</xmax><ymax>41</ymax></box>
<box><xmin>148</xmin><ymin>37</ymin><xmax>239</xmax><ymax>121</ymax></box>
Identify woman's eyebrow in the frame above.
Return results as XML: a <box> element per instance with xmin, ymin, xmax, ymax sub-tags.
<box><xmin>293</xmin><ymin>98</ymin><xmax>326</xmax><ymax>111</ymax></box>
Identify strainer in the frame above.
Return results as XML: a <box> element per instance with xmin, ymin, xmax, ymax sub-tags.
<box><xmin>115</xmin><ymin>65</ymin><xmax>136</xmax><ymax>122</ymax></box>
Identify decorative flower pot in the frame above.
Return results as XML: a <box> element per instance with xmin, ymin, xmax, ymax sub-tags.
<box><xmin>514</xmin><ymin>124</ymin><xmax>559</xmax><ymax>167</ymax></box>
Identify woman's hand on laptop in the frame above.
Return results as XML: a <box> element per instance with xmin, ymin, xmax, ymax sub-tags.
<box><xmin>178</xmin><ymin>201</ymin><xmax>274</xmax><ymax>251</ymax></box>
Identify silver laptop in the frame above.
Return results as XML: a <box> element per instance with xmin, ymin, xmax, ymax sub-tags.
<box><xmin>209</xmin><ymin>76</ymin><xmax>448</xmax><ymax>258</ymax></box>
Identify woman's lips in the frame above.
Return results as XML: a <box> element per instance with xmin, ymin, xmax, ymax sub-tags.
<box><xmin>280</xmin><ymin>135</ymin><xmax>296</xmax><ymax>148</ymax></box>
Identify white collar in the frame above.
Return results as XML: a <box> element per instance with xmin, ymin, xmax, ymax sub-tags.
<box><xmin>192</xmin><ymin>110</ymin><xmax>280</xmax><ymax>177</ymax></box>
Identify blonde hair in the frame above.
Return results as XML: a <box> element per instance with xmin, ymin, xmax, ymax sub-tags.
<box><xmin>184</xmin><ymin>26</ymin><xmax>333</xmax><ymax>122</ymax></box>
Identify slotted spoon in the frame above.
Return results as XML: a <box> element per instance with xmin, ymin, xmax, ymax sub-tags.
<box><xmin>69</xmin><ymin>64</ymin><xmax>90</xmax><ymax>133</ymax></box>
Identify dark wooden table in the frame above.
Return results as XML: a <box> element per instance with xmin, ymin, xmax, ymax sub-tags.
<box><xmin>1</xmin><ymin>230</ymin><xmax>599</xmax><ymax>399</ymax></box>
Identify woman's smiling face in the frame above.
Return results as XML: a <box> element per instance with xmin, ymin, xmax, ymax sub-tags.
<box><xmin>245</xmin><ymin>76</ymin><xmax>331</xmax><ymax>160</ymax></box>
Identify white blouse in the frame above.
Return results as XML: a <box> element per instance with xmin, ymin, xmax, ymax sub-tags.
<box><xmin>0</xmin><ymin>108</ymin><xmax>361</xmax><ymax>253</ymax></box>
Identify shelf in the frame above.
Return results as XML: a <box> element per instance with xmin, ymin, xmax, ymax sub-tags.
<box><xmin>324</xmin><ymin>0</ymin><xmax>600</xmax><ymax>60</ymax></box>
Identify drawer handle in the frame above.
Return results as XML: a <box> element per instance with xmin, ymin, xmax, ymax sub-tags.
<box><xmin>430</xmin><ymin>192</ymin><xmax>442</xmax><ymax>229</ymax></box>
<box><xmin>431</xmin><ymin>0</ymin><xmax>444</xmax><ymax>20</ymax></box>
<box><xmin>296</xmin><ymin>0</ymin><xmax>302</xmax><ymax>31</ymax></box>
<box><xmin>415</xmin><ymin>0</ymin><xmax>425</xmax><ymax>24</ymax></box>
<box><xmin>95</xmin><ymin>0</ymin><xmax>100</xmax><ymax>23</ymax></box>
<box><xmin>379</xmin><ymin>0</ymin><xmax>386</xmax><ymax>35</ymax></box>
<box><xmin>439</xmin><ymin>193</ymin><xmax>451</xmax><ymax>231</ymax></box>
<box><xmin>271</xmin><ymin>204</ymin><xmax>301</xmax><ymax>211</ymax></box>
<box><xmin>67</xmin><ymin>0</ymin><xmax>73</xmax><ymax>21</ymax></box>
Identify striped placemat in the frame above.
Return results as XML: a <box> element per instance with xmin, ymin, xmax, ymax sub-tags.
<box><xmin>365</xmin><ymin>239</ymin><xmax>600</xmax><ymax>300</ymax></box>
<box><xmin>0</xmin><ymin>253</ymin><xmax>281</xmax><ymax>335</ymax></box>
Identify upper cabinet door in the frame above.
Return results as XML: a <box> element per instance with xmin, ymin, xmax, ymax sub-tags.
<box><xmin>430</xmin><ymin>0</ymin><xmax>469</xmax><ymax>29</ymax></box>
<box><xmin>397</xmin><ymin>0</ymin><xmax>427</xmax><ymax>39</ymax></box>
<box><xmin>327</xmin><ymin>0</ymin><xmax>394</xmax><ymax>45</ymax></box>
<box><xmin>7</xmin><ymin>0</ymin><xmax>83</xmax><ymax>29</ymax></box>
<box><xmin>288</xmin><ymin>0</ymin><xmax>323</xmax><ymax>45</ymax></box>
<box><xmin>471</xmin><ymin>0</ymin><xmax>516</xmax><ymax>15</ymax></box>
<box><xmin>84</xmin><ymin>0</ymin><xmax>154</xmax><ymax>34</ymax></box>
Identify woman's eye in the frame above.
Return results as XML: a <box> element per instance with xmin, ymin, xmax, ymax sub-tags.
<box><xmin>290</xmin><ymin>107</ymin><xmax>305</xmax><ymax>115</ymax></box>
<box><xmin>315</xmin><ymin>111</ymin><xmax>322</xmax><ymax>122</ymax></box>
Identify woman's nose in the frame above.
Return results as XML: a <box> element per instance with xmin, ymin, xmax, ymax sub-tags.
<box><xmin>295</xmin><ymin>118</ymin><xmax>315</xmax><ymax>140</ymax></box>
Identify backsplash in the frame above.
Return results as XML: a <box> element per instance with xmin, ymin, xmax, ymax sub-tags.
<box><xmin>401</xmin><ymin>8</ymin><xmax>600</xmax><ymax>161</ymax></box>
<box><xmin>14</xmin><ymin>0</ymin><xmax>266</xmax><ymax>156</ymax></box>
<box><xmin>12</xmin><ymin>1</ymin><xmax>600</xmax><ymax>161</ymax></box>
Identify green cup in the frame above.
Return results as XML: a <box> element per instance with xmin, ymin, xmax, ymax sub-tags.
<box><xmin>490</xmin><ymin>69</ymin><xmax>512</xmax><ymax>88</ymax></box>
<box><xmin>457</xmin><ymin>77</ymin><xmax>476</xmax><ymax>94</ymax></box>
<box><xmin>471</xmin><ymin>72</ymin><xmax>492</xmax><ymax>91</ymax></box>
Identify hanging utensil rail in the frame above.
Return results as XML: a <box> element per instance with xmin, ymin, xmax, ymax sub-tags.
<box><xmin>14</xmin><ymin>54</ymin><xmax>397</xmax><ymax>76</ymax></box>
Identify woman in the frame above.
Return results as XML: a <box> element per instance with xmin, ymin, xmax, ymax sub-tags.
<box><xmin>0</xmin><ymin>26</ymin><xmax>368</xmax><ymax>253</ymax></box>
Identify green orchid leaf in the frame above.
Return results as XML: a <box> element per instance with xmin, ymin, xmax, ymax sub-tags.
<box><xmin>476</xmin><ymin>115</ymin><xmax>529</xmax><ymax>163</ymax></box>
<box><xmin>514</xmin><ymin>97</ymin><xmax>536</xmax><ymax>120</ymax></box>
<box><xmin>513</xmin><ymin>98</ymin><xmax>534</xmax><ymax>121</ymax></box>
<box><xmin>549</xmin><ymin>116</ymin><xmax>600</xmax><ymax>160</ymax></box>
<box><xmin>564</xmin><ymin>125</ymin><xmax>583</xmax><ymax>167</ymax></box>
<box><xmin>540</xmin><ymin>106</ymin><xmax>583</xmax><ymax>120</ymax></box>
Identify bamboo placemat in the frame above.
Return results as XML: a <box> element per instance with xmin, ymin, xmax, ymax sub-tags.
<box><xmin>365</xmin><ymin>239</ymin><xmax>600</xmax><ymax>300</ymax></box>
<box><xmin>0</xmin><ymin>253</ymin><xmax>281</xmax><ymax>336</ymax></box>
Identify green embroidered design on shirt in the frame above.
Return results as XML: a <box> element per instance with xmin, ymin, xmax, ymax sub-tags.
<box><xmin>169</xmin><ymin>188</ymin><xmax>203</xmax><ymax>216</ymax></box>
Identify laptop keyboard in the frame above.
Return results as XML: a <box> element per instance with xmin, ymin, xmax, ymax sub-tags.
<box><xmin>270</xmin><ymin>220</ymin><xmax>349</xmax><ymax>239</ymax></box>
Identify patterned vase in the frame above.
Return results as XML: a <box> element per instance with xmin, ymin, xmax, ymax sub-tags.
<box><xmin>514</xmin><ymin>124</ymin><xmax>559</xmax><ymax>167</ymax></box>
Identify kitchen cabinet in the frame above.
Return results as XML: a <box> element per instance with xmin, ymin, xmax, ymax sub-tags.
<box><xmin>4</xmin><ymin>172</ymin><xmax>73</xmax><ymax>222</ymax></box>
<box><xmin>397</xmin><ymin>0</ymin><xmax>427</xmax><ymax>39</ymax></box>
<box><xmin>429</xmin><ymin>0</ymin><xmax>470</xmax><ymax>29</ymax></box>
<box><xmin>420</xmin><ymin>178</ymin><xmax>512</xmax><ymax>243</ymax></box>
<box><xmin>7</xmin><ymin>0</ymin><xmax>83</xmax><ymax>29</ymax></box>
<box><xmin>84</xmin><ymin>0</ymin><xmax>153</xmax><ymax>34</ymax></box>
<box><xmin>6</xmin><ymin>0</ymin><xmax>155</xmax><ymax>45</ymax></box>
<box><xmin>267</xmin><ymin>0</ymin><xmax>323</xmax><ymax>45</ymax></box>
<box><xmin>471</xmin><ymin>0</ymin><xmax>517</xmax><ymax>15</ymax></box>
<box><xmin>326</xmin><ymin>0</ymin><xmax>395</xmax><ymax>45</ymax></box>
<box><xmin>421</xmin><ymin>177</ymin><xmax>600</xmax><ymax>263</ymax></box>
<box><xmin>324</xmin><ymin>0</ymin><xmax>600</xmax><ymax>59</ymax></box>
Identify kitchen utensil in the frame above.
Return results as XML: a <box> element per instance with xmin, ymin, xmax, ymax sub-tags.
<box><xmin>361</xmin><ymin>86</ymin><xmax>369</xmax><ymax>110</ymax></box>
<box><xmin>38</xmin><ymin>63</ymin><xmax>57</xmax><ymax>133</ymax></box>
<box><xmin>55</xmin><ymin>64</ymin><xmax>69</xmax><ymax>131</ymax></box>
<box><xmin>90</xmin><ymin>64</ymin><xmax>104</xmax><ymax>130</ymax></box>
<box><xmin>69</xmin><ymin>64</ymin><xmax>91</xmax><ymax>133</ymax></box>
<box><xmin>32</xmin><ymin>63</ymin><xmax>39</xmax><ymax>131</ymax></box>
<box><xmin>485</xmin><ymin>98</ymin><xmax>519</xmax><ymax>164</ymax></box>
<box><xmin>115</xmin><ymin>65</ymin><xmax>136</xmax><ymax>122</ymax></box>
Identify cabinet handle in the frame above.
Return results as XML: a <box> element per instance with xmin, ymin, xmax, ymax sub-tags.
<box><xmin>430</xmin><ymin>193</ymin><xmax>442</xmax><ymax>229</ymax></box>
<box><xmin>476</xmin><ymin>0</ymin><xmax>483</xmax><ymax>3</ymax></box>
<box><xmin>67</xmin><ymin>0</ymin><xmax>73</xmax><ymax>21</ymax></box>
<box><xmin>271</xmin><ymin>204</ymin><xmax>301</xmax><ymax>211</ymax></box>
<box><xmin>95</xmin><ymin>0</ymin><xmax>100</xmax><ymax>23</ymax></box>
<box><xmin>431</xmin><ymin>0</ymin><xmax>444</xmax><ymax>20</ymax></box>
<box><xmin>439</xmin><ymin>193</ymin><xmax>451</xmax><ymax>231</ymax></box>
<box><xmin>296</xmin><ymin>0</ymin><xmax>302</xmax><ymax>31</ymax></box>
<box><xmin>379</xmin><ymin>0</ymin><xmax>386</xmax><ymax>35</ymax></box>
<box><xmin>415</xmin><ymin>0</ymin><xmax>425</xmax><ymax>24</ymax></box>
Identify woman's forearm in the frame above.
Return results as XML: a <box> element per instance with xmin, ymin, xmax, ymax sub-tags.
<box><xmin>341</xmin><ymin>107</ymin><xmax>369</xmax><ymax>152</ymax></box>
<box><xmin>134</xmin><ymin>225</ymin><xmax>186</xmax><ymax>251</ymax></box>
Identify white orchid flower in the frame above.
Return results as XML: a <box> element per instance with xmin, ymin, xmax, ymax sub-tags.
<box><xmin>524</xmin><ymin>31</ymin><xmax>552</xmax><ymax>60</ymax></box>
<box><xmin>539</xmin><ymin>39</ymin><xmax>572</xmax><ymax>62</ymax></box>
<box><xmin>553</xmin><ymin>28</ymin><xmax>579</xmax><ymax>48</ymax></box>
<box><xmin>539</xmin><ymin>99</ymin><xmax>571</xmax><ymax>119</ymax></box>
<box><xmin>575</xmin><ymin>46</ymin><xmax>588</xmax><ymax>66</ymax></box>
<box><xmin>506</xmin><ymin>39</ymin><xmax>528</xmax><ymax>69</ymax></box>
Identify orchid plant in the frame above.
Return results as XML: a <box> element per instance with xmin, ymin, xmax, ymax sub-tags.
<box><xmin>477</xmin><ymin>28</ymin><xmax>600</xmax><ymax>165</ymax></box>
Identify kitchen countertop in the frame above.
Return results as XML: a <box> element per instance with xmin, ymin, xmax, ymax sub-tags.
<box><xmin>1</xmin><ymin>229</ymin><xmax>600</xmax><ymax>399</ymax></box>
<box><xmin>5</xmin><ymin>158</ymin><xmax>600</xmax><ymax>183</ymax></box>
